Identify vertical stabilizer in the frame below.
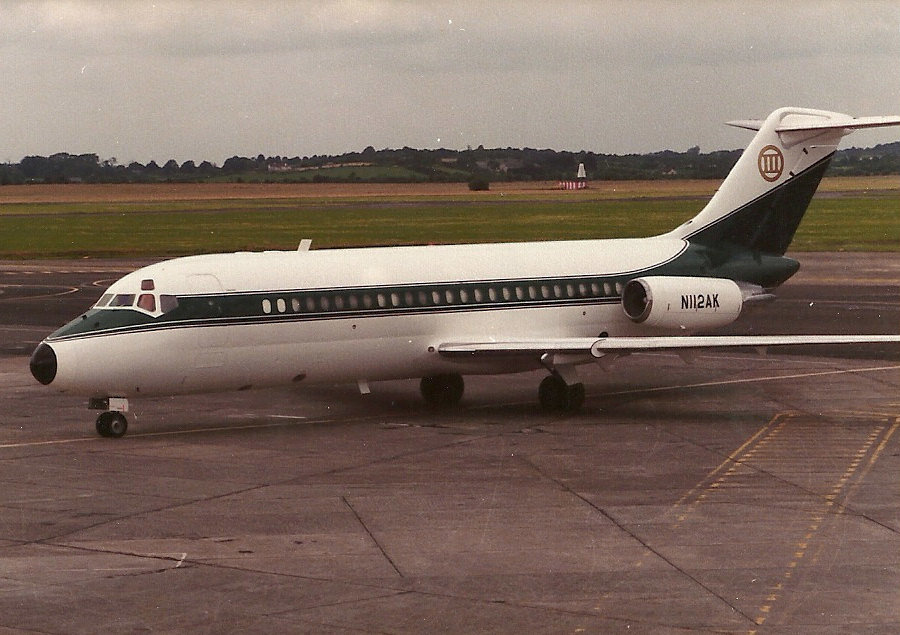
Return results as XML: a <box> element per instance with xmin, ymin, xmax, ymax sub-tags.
<box><xmin>668</xmin><ymin>107</ymin><xmax>900</xmax><ymax>255</ymax></box>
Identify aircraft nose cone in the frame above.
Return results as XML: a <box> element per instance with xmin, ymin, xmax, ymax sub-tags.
<box><xmin>30</xmin><ymin>343</ymin><xmax>57</xmax><ymax>385</ymax></box>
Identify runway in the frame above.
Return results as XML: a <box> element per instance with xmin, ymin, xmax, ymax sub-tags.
<box><xmin>0</xmin><ymin>253</ymin><xmax>898</xmax><ymax>632</ymax></box>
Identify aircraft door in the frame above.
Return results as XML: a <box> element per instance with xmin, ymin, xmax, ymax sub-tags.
<box><xmin>187</xmin><ymin>274</ymin><xmax>231</xmax><ymax>369</ymax></box>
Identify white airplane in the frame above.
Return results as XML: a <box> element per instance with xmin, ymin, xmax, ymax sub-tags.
<box><xmin>30</xmin><ymin>107</ymin><xmax>900</xmax><ymax>437</ymax></box>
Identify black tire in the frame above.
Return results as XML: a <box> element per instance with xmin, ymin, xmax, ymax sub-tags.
<box><xmin>95</xmin><ymin>412</ymin><xmax>111</xmax><ymax>437</ymax></box>
<box><xmin>96</xmin><ymin>411</ymin><xmax>128</xmax><ymax>438</ymax></box>
<box><xmin>539</xmin><ymin>375</ymin><xmax>585</xmax><ymax>413</ymax></box>
<box><xmin>420</xmin><ymin>373</ymin><xmax>464</xmax><ymax>408</ymax></box>
<box><xmin>565</xmin><ymin>382</ymin><xmax>585</xmax><ymax>412</ymax></box>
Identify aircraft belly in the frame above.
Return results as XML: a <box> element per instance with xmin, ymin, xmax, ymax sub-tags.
<box><xmin>48</xmin><ymin>301</ymin><xmax>633</xmax><ymax>398</ymax></box>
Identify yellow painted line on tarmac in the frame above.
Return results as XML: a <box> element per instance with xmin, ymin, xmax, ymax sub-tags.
<box><xmin>668</xmin><ymin>411</ymin><xmax>791</xmax><ymax>519</ymax></box>
<box><xmin>602</xmin><ymin>363</ymin><xmax>900</xmax><ymax>397</ymax></box>
<box><xmin>0</xmin><ymin>415</ymin><xmax>324</xmax><ymax>450</ymax></box>
<box><xmin>0</xmin><ymin>284</ymin><xmax>80</xmax><ymax>301</ymax></box>
<box><xmin>749</xmin><ymin>413</ymin><xmax>898</xmax><ymax>630</ymax></box>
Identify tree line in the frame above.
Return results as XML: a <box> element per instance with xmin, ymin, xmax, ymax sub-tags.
<box><xmin>2</xmin><ymin>142</ymin><xmax>899</xmax><ymax>186</ymax></box>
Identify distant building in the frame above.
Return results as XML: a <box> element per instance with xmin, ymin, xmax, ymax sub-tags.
<box><xmin>558</xmin><ymin>162</ymin><xmax>588</xmax><ymax>189</ymax></box>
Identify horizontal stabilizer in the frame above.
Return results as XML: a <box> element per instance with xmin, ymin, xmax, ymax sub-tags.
<box><xmin>728</xmin><ymin>114</ymin><xmax>900</xmax><ymax>133</ymax></box>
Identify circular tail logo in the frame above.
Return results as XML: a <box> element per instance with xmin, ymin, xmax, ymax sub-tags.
<box><xmin>758</xmin><ymin>145</ymin><xmax>784</xmax><ymax>182</ymax></box>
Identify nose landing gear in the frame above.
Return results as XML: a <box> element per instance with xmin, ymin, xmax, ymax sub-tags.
<box><xmin>95</xmin><ymin>411</ymin><xmax>128</xmax><ymax>438</ymax></box>
<box><xmin>89</xmin><ymin>397</ymin><xmax>130</xmax><ymax>438</ymax></box>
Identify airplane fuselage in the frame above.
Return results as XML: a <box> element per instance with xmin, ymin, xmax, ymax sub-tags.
<box><xmin>34</xmin><ymin>236</ymin><xmax>796</xmax><ymax>399</ymax></box>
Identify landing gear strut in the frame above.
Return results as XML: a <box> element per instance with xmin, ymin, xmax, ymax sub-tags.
<box><xmin>538</xmin><ymin>374</ymin><xmax>585</xmax><ymax>413</ymax></box>
<box><xmin>420</xmin><ymin>373</ymin><xmax>464</xmax><ymax>408</ymax></box>
<box><xmin>95</xmin><ymin>411</ymin><xmax>128</xmax><ymax>438</ymax></box>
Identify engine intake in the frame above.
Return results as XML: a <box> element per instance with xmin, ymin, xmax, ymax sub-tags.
<box><xmin>622</xmin><ymin>276</ymin><xmax>747</xmax><ymax>330</ymax></box>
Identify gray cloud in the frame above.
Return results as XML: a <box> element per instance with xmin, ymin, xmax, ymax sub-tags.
<box><xmin>2</xmin><ymin>1</ymin><xmax>900</xmax><ymax>163</ymax></box>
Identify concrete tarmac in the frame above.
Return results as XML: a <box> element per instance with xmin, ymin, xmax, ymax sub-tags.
<box><xmin>0</xmin><ymin>253</ymin><xmax>898</xmax><ymax>632</ymax></box>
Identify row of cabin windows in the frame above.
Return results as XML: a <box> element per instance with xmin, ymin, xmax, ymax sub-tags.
<box><xmin>259</xmin><ymin>280</ymin><xmax>624</xmax><ymax>315</ymax></box>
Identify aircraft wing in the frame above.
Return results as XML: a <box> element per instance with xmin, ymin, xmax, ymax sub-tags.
<box><xmin>438</xmin><ymin>334</ymin><xmax>900</xmax><ymax>359</ymax></box>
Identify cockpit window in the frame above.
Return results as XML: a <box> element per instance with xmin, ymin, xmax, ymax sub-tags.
<box><xmin>137</xmin><ymin>294</ymin><xmax>156</xmax><ymax>312</ymax></box>
<box><xmin>96</xmin><ymin>290</ymin><xmax>177</xmax><ymax>317</ymax></box>
<box><xmin>109</xmin><ymin>294</ymin><xmax>135</xmax><ymax>307</ymax></box>
<box><xmin>160</xmin><ymin>295</ymin><xmax>179</xmax><ymax>315</ymax></box>
<box><xmin>94</xmin><ymin>293</ymin><xmax>114</xmax><ymax>308</ymax></box>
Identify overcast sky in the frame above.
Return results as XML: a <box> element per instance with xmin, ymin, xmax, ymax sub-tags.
<box><xmin>2</xmin><ymin>1</ymin><xmax>900</xmax><ymax>164</ymax></box>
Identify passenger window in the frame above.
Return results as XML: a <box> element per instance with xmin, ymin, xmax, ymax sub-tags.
<box><xmin>391</xmin><ymin>293</ymin><xmax>401</xmax><ymax>307</ymax></box>
<box><xmin>488</xmin><ymin>287</ymin><xmax>498</xmax><ymax>302</ymax></box>
<box><xmin>566</xmin><ymin>284</ymin><xmax>576</xmax><ymax>298</ymax></box>
<box><xmin>306</xmin><ymin>297</ymin><xmax>316</xmax><ymax>312</ymax></box>
<box><xmin>515</xmin><ymin>287</ymin><xmax>525</xmax><ymax>300</ymax></box>
<box><xmin>404</xmin><ymin>291</ymin><xmax>414</xmax><ymax>306</ymax></box>
<box><xmin>541</xmin><ymin>285</ymin><xmax>550</xmax><ymax>299</ymax></box>
<box><xmin>591</xmin><ymin>282</ymin><xmax>601</xmax><ymax>296</ymax></box>
<box><xmin>377</xmin><ymin>294</ymin><xmax>387</xmax><ymax>308</ymax></box>
<box><xmin>502</xmin><ymin>287</ymin><xmax>511</xmax><ymax>301</ymax></box>
<box><xmin>320</xmin><ymin>296</ymin><xmax>330</xmax><ymax>311</ymax></box>
<box><xmin>445</xmin><ymin>289</ymin><xmax>455</xmax><ymax>304</ymax></box>
<box><xmin>474</xmin><ymin>288</ymin><xmax>484</xmax><ymax>302</ymax></box>
<box><xmin>334</xmin><ymin>296</ymin><xmax>345</xmax><ymax>310</ymax></box>
<box><xmin>137</xmin><ymin>294</ymin><xmax>156</xmax><ymax>312</ymax></box>
<box><xmin>432</xmin><ymin>290</ymin><xmax>442</xmax><ymax>304</ymax></box>
<box><xmin>277</xmin><ymin>299</ymin><xmax>286</xmax><ymax>313</ymax></box>
<box><xmin>418</xmin><ymin>291</ymin><xmax>429</xmax><ymax>305</ymax></box>
<box><xmin>262</xmin><ymin>299</ymin><xmax>272</xmax><ymax>314</ymax></box>
<box><xmin>459</xmin><ymin>289</ymin><xmax>469</xmax><ymax>303</ymax></box>
<box><xmin>291</xmin><ymin>298</ymin><xmax>301</xmax><ymax>312</ymax></box>
<box><xmin>614</xmin><ymin>282</ymin><xmax>624</xmax><ymax>295</ymax></box>
<box><xmin>349</xmin><ymin>295</ymin><xmax>359</xmax><ymax>309</ymax></box>
<box><xmin>603</xmin><ymin>282</ymin><xmax>613</xmax><ymax>296</ymax></box>
<box><xmin>528</xmin><ymin>286</ymin><xmax>538</xmax><ymax>300</ymax></box>
<box><xmin>363</xmin><ymin>294</ymin><xmax>374</xmax><ymax>309</ymax></box>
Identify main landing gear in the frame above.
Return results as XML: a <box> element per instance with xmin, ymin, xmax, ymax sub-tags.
<box><xmin>538</xmin><ymin>354</ymin><xmax>585</xmax><ymax>413</ymax></box>
<box><xmin>419</xmin><ymin>371</ymin><xmax>585</xmax><ymax>413</ymax></box>
<box><xmin>538</xmin><ymin>374</ymin><xmax>585</xmax><ymax>413</ymax></box>
<box><xmin>89</xmin><ymin>397</ymin><xmax>129</xmax><ymax>438</ymax></box>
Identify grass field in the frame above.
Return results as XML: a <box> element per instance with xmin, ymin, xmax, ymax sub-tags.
<box><xmin>1</xmin><ymin>177</ymin><xmax>898</xmax><ymax>258</ymax></box>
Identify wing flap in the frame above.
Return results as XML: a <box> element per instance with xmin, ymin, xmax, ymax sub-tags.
<box><xmin>438</xmin><ymin>339</ymin><xmax>598</xmax><ymax>358</ymax></box>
